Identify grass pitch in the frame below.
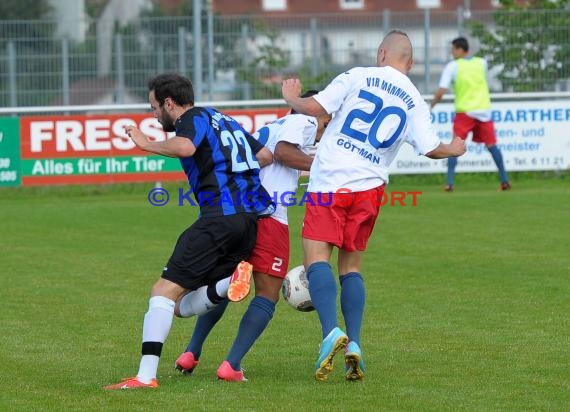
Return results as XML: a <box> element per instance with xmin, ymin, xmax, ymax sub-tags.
<box><xmin>1</xmin><ymin>173</ymin><xmax>569</xmax><ymax>411</ymax></box>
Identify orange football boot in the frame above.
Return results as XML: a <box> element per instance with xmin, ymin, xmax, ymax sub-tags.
<box><xmin>227</xmin><ymin>261</ymin><xmax>253</xmax><ymax>302</ymax></box>
<box><xmin>104</xmin><ymin>377</ymin><xmax>159</xmax><ymax>390</ymax></box>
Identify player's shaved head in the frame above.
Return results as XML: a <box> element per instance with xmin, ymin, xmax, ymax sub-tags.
<box><xmin>377</xmin><ymin>29</ymin><xmax>414</xmax><ymax>74</ymax></box>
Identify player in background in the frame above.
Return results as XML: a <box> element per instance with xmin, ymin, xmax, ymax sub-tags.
<box><xmin>431</xmin><ymin>36</ymin><xmax>511</xmax><ymax>192</ymax></box>
<box><xmin>105</xmin><ymin>73</ymin><xmax>274</xmax><ymax>390</ymax></box>
<box><xmin>174</xmin><ymin>91</ymin><xmax>332</xmax><ymax>382</ymax></box>
<box><xmin>282</xmin><ymin>29</ymin><xmax>466</xmax><ymax>382</ymax></box>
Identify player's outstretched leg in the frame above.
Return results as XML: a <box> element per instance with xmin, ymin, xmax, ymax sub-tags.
<box><xmin>105</xmin><ymin>295</ymin><xmax>176</xmax><ymax>390</ymax></box>
<box><xmin>339</xmin><ymin>272</ymin><xmax>365</xmax><ymax>381</ymax></box>
<box><xmin>176</xmin><ymin>299</ymin><xmax>229</xmax><ymax>374</ymax></box>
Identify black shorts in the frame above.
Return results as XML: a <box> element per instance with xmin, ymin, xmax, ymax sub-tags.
<box><xmin>161</xmin><ymin>213</ymin><xmax>258</xmax><ymax>290</ymax></box>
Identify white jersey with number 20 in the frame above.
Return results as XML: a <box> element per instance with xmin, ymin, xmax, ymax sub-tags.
<box><xmin>310</xmin><ymin>66</ymin><xmax>440</xmax><ymax>192</ymax></box>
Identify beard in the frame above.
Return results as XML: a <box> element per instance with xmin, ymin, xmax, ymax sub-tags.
<box><xmin>159</xmin><ymin>115</ymin><xmax>175</xmax><ymax>133</ymax></box>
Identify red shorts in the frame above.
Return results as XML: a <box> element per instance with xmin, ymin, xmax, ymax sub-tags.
<box><xmin>302</xmin><ymin>185</ymin><xmax>384</xmax><ymax>252</ymax></box>
<box><xmin>453</xmin><ymin>112</ymin><xmax>497</xmax><ymax>145</ymax></box>
<box><xmin>248</xmin><ymin>217</ymin><xmax>290</xmax><ymax>278</ymax></box>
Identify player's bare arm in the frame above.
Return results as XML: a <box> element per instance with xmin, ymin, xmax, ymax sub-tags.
<box><xmin>256</xmin><ymin>147</ymin><xmax>274</xmax><ymax>167</ymax></box>
<box><xmin>245</xmin><ymin>132</ymin><xmax>273</xmax><ymax>167</ymax></box>
<box><xmin>430</xmin><ymin>87</ymin><xmax>447</xmax><ymax>110</ymax></box>
<box><xmin>125</xmin><ymin>125</ymin><xmax>196</xmax><ymax>158</ymax></box>
<box><xmin>282</xmin><ymin>79</ymin><xmax>327</xmax><ymax>117</ymax></box>
<box><xmin>425</xmin><ymin>136</ymin><xmax>466</xmax><ymax>159</ymax></box>
<box><xmin>274</xmin><ymin>141</ymin><xmax>313</xmax><ymax>171</ymax></box>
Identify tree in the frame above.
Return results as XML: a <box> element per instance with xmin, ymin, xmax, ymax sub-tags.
<box><xmin>0</xmin><ymin>0</ymin><xmax>54</xmax><ymax>41</ymax></box>
<box><xmin>118</xmin><ymin>1</ymin><xmax>241</xmax><ymax>101</ymax></box>
<box><xmin>469</xmin><ymin>0</ymin><xmax>570</xmax><ymax>92</ymax></box>
<box><xmin>0</xmin><ymin>0</ymin><xmax>52</xmax><ymax>20</ymax></box>
<box><xmin>234</xmin><ymin>19</ymin><xmax>336</xmax><ymax>100</ymax></box>
<box><xmin>235</xmin><ymin>20</ymin><xmax>291</xmax><ymax>100</ymax></box>
<box><xmin>0</xmin><ymin>0</ymin><xmax>56</xmax><ymax>106</ymax></box>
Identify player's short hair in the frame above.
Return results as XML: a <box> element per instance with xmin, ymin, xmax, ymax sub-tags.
<box><xmin>148</xmin><ymin>73</ymin><xmax>195</xmax><ymax>107</ymax></box>
<box><xmin>290</xmin><ymin>89</ymin><xmax>319</xmax><ymax>114</ymax></box>
<box><xmin>452</xmin><ymin>37</ymin><xmax>469</xmax><ymax>52</ymax></box>
<box><xmin>385</xmin><ymin>29</ymin><xmax>409</xmax><ymax>39</ymax></box>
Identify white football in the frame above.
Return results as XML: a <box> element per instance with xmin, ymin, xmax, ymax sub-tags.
<box><xmin>281</xmin><ymin>265</ymin><xmax>315</xmax><ymax>312</ymax></box>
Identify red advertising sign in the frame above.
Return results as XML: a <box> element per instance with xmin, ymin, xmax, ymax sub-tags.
<box><xmin>16</xmin><ymin>108</ymin><xmax>288</xmax><ymax>186</ymax></box>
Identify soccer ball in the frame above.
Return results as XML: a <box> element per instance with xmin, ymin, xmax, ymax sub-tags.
<box><xmin>281</xmin><ymin>265</ymin><xmax>314</xmax><ymax>312</ymax></box>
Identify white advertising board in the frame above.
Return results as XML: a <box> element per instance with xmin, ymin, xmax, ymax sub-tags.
<box><xmin>391</xmin><ymin>100</ymin><xmax>570</xmax><ymax>174</ymax></box>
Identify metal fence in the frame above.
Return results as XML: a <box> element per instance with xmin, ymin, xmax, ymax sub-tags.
<box><xmin>0</xmin><ymin>8</ymin><xmax>569</xmax><ymax>108</ymax></box>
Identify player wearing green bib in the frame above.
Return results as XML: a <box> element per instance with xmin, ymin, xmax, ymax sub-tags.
<box><xmin>431</xmin><ymin>37</ymin><xmax>511</xmax><ymax>192</ymax></box>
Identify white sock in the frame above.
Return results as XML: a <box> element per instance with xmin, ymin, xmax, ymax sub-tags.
<box><xmin>178</xmin><ymin>277</ymin><xmax>231</xmax><ymax>318</ymax></box>
<box><xmin>138</xmin><ymin>356</ymin><xmax>159</xmax><ymax>384</ymax></box>
<box><xmin>216</xmin><ymin>277</ymin><xmax>230</xmax><ymax>297</ymax></box>
<box><xmin>137</xmin><ymin>296</ymin><xmax>175</xmax><ymax>383</ymax></box>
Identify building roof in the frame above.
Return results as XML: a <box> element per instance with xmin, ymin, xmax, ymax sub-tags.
<box><xmin>212</xmin><ymin>0</ymin><xmax>498</xmax><ymax>16</ymax></box>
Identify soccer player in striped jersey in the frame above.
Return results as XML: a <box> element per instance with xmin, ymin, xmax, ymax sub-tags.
<box><xmin>282</xmin><ymin>30</ymin><xmax>466</xmax><ymax>381</ymax></box>
<box><xmin>105</xmin><ymin>73</ymin><xmax>274</xmax><ymax>390</ymax></box>
<box><xmin>174</xmin><ymin>91</ymin><xmax>332</xmax><ymax>381</ymax></box>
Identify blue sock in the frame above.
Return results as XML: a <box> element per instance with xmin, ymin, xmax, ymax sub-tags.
<box><xmin>307</xmin><ymin>261</ymin><xmax>338</xmax><ymax>339</ymax></box>
<box><xmin>340</xmin><ymin>272</ymin><xmax>365</xmax><ymax>346</ymax></box>
<box><xmin>488</xmin><ymin>145</ymin><xmax>509</xmax><ymax>183</ymax></box>
<box><xmin>446</xmin><ymin>157</ymin><xmax>458</xmax><ymax>185</ymax></box>
<box><xmin>226</xmin><ymin>296</ymin><xmax>275</xmax><ymax>370</ymax></box>
<box><xmin>185</xmin><ymin>299</ymin><xmax>229</xmax><ymax>359</ymax></box>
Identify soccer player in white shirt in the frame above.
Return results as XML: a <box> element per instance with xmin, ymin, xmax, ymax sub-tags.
<box><xmin>174</xmin><ymin>91</ymin><xmax>332</xmax><ymax>381</ymax></box>
<box><xmin>282</xmin><ymin>30</ymin><xmax>466</xmax><ymax>381</ymax></box>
